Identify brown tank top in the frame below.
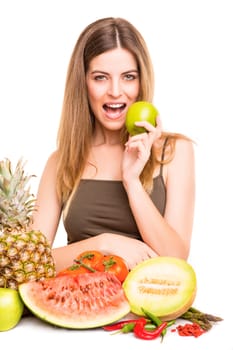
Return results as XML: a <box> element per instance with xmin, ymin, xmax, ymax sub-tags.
<box><xmin>63</xmin><ymin>139</ymin><xmax>168</xmax><ymax>244</ymax></box>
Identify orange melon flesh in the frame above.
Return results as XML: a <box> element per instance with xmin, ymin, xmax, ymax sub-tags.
<box><xmin>122</xmin><ymin>256</ymin><xmax>197</xmax><ymax>321</ymax></box>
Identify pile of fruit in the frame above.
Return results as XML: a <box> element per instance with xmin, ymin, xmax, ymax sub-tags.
<box><xmin>0</xmin><ymin>158</ymin><xmax>56</xmax><ymax>331</ymax></box>
<box><xmin>57</xmin><ymin>250</ymin><xmax>129</xmax><ymax>282</ymax></box>
<box><xmin>0</xmin><ymin>141</ymin><xmax>223</xmax><ymax>336</ymax></box>
<box><xmin>17</xmin><ymin>251</ymin><xmax>198</xmax><ymax>329</ymax></box>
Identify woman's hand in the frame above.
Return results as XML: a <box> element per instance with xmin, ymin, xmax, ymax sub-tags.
<box><xmin>98</xmin><ymin>233</ymin><xmax>158</xmax><ymax>270</ymax></box>
<box><xmin>122</xmin><ymin>117</ymin><xmax>162</xmax><ymax>184</ymax></box>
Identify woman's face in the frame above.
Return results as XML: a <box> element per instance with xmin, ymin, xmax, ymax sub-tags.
<box><xmin>86</xmin><ymin>48</ymin><xmax>140</xmax><ymax>132</ymax></box>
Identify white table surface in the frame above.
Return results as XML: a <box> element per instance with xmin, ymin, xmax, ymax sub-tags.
<box><xmin>1</xmin><ymin>303</ymin><xmax>232</xmax><ymax>350</ymax></box>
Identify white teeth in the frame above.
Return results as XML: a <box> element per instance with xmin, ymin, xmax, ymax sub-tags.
<box><xmin>106</xmin><ymin>103</ymin><xmax>124</xmax><ymax>108</ymax></box>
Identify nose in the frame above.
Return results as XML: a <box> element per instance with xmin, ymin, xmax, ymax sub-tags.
<box><xmin>108</xmin><ymin>78</ymin><xmax>122</xmax><ymax>97</ymax></box>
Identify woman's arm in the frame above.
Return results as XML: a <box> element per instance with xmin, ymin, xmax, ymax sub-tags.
<box><xmin>32</xmin><ymin>152</ymin><xmax>62</xmax><ymax>245</ymax></box>
<box><xmin>52</xmin><ymin>233</ymin><xmax>157</xmax><ymax>273</ymax></box>
<box><xmin>123</xmin><ymin>138</ymin><xmax>195</xmax><ymax>260</ymax></box>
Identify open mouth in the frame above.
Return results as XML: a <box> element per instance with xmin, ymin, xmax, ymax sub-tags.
<box><xmin>103</xmin><ymin>103</ymin><xmax>126</xmax><ymax>114</ymax></box>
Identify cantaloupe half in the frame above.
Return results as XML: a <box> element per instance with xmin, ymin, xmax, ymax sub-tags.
<box><xmin>122</xmin><ymin>256</ymin><xmax>197</xmax><ymax>321</ymax></box>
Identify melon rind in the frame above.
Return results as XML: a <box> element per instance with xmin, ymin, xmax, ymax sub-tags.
<box><xmin>122</xmin><ymin>256</ymin><xmax>197</xmax><ymax>321</ymax></box>
<box><xmin>18</xmin><ymin>272</ymin><xmax>130</xmax><ymax>329</ymax></box>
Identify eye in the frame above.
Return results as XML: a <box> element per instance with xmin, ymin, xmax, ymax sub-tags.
<box><xmin>124</xmin><ymin>74</ymin><xmax>138</xmax><ymax>81</ymax></box>
<box><xmin>94</xmin><ymin>75</ymin><xmax>107</xmax><ymax>81</ymax></box>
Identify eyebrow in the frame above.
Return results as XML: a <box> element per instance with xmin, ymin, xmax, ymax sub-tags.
<box><xmin>89</xmin><ymin>69</ymin><xmax>139</xmax><ymax>75</ymax></box>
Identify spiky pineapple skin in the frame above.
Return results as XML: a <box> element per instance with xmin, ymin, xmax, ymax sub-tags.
<box><xmin>0</xmin><ymin>158</ymin><xmax>56</xmax><ymax>289</ymax></box>
<box><xmin>0</xmin><ymin>230</ymin><xmax>56</xmax><ymax>289</ymax></box>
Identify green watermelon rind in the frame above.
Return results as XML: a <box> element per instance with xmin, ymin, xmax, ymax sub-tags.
<box><xmin>18</xmin><ymin>272</ymin><xmax>131</xmax><ymax>329</ymax></box>
<box><xmin>122</xmin><ymin>256</ymin><xmax>197</xmax><ymax>320</ymax></box>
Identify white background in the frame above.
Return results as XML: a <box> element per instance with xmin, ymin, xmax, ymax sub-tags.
<box><xmin>1</xmin><ymin>0</ymin><xmax>233</xmax><ymax>348</ymax></box>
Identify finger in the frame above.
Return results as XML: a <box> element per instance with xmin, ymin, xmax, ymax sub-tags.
<box><xmin>127</xmin><ymin>131</ymin><xmax>148</xmax><ymax>143</ymax></box>
<box><xmin>125</xmin><ymin>140</ymin><xmax>148</xmax><ymax>153</ymax></box>
<box><xmin>147</xmin><ymin>248</ymin><xmax>158</xmax><ymax>258</ymax></box>
<box><xmin>125</xmin><ymin>136</ymin><xmax>147</xmax><ymax>149</ymax></box>
<box><xmin>155</xmin><ymin>115</ymin><xmax>162</xmax><ymax>129</ymax></box>
<box><xmin>134</xmin><ymin>121</ymin><xmax>155</xmax><ymax>133</ymax></box>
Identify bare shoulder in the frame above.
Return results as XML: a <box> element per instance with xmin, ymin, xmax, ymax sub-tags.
<box><xmin>175</xmin><ymin>138</ymin><xmax>194</xmax><ymax>153</ymax></box>
<box><xmin>174</xmin><ymin>138</ymin><xmax>195</xmax><ymax>157</ymax></box>
<box><xmin>41</xmin><ymin>151</ymin><xmax>59</xmax><ymax>178</ymax></box>
<box><xmin>45</xmin><ymin>150</ymin><xmax>58</xmax><ymax>167</ymax></box>
<box><xmin>157</xmin><ymin>135</ymin><xmax>195</xmax><ymax>162</ymax></box>
<box><xmin>168</xmin><ymin>137</ymin><xmax>195</xmax><ymax>174</ymax></box>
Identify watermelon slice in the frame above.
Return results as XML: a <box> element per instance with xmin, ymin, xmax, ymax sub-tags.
<box><xmin>123</xmin><ymin>256</ymin><xmax>197</xmax><ymax>321</ymax></box>
<box><xmin>18</xmin><ymin>271</ymin><xmax>130</xmax><ymax>329</ymax></box>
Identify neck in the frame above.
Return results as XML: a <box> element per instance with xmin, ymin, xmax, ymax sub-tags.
<box><xmin>93</xmin><ymin>128</ymin><xmax>122</xmax><ymax>146</ymax></box>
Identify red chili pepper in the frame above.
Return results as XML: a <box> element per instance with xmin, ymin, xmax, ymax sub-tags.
<box><xmin>103</xmin><ymin>318</ymin><xmax>146</xmax><ymax>331</ymax></box>
<box><xmin>134</xmin><ymin>318</ymin><xmax>167</xmax><ymax>340</ymax></box>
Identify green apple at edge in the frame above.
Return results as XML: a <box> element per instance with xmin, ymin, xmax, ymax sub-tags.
<box><xmin>0</xmin><ymin>287</ymin><xmax>24</xmax><ymax>331</ymax></box>
<box><xmin>125</xmin><ymin>101</ymin><xmax>159</xmax><ymax>136</ymax></box>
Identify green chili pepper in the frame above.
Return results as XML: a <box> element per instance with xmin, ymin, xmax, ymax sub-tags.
<box><xmin>167</xmin><ymin>319</ymin><xmax>176</xmax><ymax>327</ymax></box>
<box><xmin>144</xmin><ymin>323</ymin><xmax>156</xmax><ymax>330</ymax></box>
<box><xmin>141</xmin><ymin>307</ymin><xmax>174</xmax><ymax>341</ymax></box>
<box><xmin>121</xmin><ymin>322</ymin><xmax>136</xmax><ymax>333</ymax></box>
<box><xmin>141</xmin><ymin>307</ymin><xmax>163</xmax><ymax>326</ymax></box>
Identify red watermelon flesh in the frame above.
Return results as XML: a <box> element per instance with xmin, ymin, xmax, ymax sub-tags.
<box><xmin>19</xmin><ymin>271</ymin><xmax>130</xmax><ymax>329</ymax></box>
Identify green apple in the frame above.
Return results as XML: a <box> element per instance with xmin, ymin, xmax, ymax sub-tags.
<box><xmin>0</xmin><ymin>287</ymin><xmax>24</xmax><ymax>331</ymax></box>
<box><xmin>125</xmin><ymin>101</ymin><xmax>159</xmax><ymax>136</ymax></box>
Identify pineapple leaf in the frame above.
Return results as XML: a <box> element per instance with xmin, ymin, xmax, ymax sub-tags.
<box><xmin>0</xmin><ymin>157</ymin><xmax>36</xmax><ymax>232</ymax></box>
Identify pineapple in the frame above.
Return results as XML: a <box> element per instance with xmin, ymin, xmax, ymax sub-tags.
<box><xmin>0</xmin><ymin>158</ymin><xmax>56</xmax><ymax>290</ymax></box>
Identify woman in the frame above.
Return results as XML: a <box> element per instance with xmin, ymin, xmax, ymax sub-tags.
<box><xmin>32</xmin><ymin>17</ymin><xmax>195</xmax><ymax>272</ymax></box>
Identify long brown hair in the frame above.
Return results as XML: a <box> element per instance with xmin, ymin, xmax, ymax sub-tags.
<box><xmin>56</xmin><ymin>17</ymin><xmax>187</xmax><ymax>203</ymax></box>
